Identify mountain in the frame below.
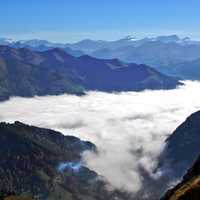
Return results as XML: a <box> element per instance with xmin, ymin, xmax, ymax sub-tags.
<box><xmin>0</xmin><ymin>38</ymin><xmax>15</xmax><ymax>46</ymax></box>
<box><xmin>11</xmin><ymin>41</ymin><xmax>84</xmax><ymax>57</ymax></box>
<box><xmin>66</xmin><ymin>35</ymin><xmax>200</xmax><ymax>53</ymax></box>
<box><xmin>0</xmin><ymin>46</ymin><xmax>85</xmax><ymax>101</ymax></box>
<box><xmin>155</xmin><ymin>35</ymin><xmax>180</xmax><ymax>43</ymax></box>
<box><xmin>66</xmin><ymin>35</ymin><xmax>200</xmax><ymax>80</ymax></box>
<box><xmin>0</xmin><ymin>46</ymin><xmax>181</xmax><ymax>101</ymax></box>
<box><xmin>137</xmin><ymin>110</ymin><xmax>200</xmax><ymax>200</ymax></box>
<box><xmin>2</xmin><ymin>112</ymin><xmax>200</xmax><ymax>200</ymax></box>
<box><xmin>128</xmin><ymin>110</ymin><xmax>200</xmax><ymax>200</ymax></box>
<box><xmin>66</xmin><ymin>39</ymin><xmax>108</xmax><ymax>53</ymax></box>
<box><xmin>0</xmin><ymin>121</ymin><xmax>131</xmax><ymax>200</ymax></box>
<box><xmin>2</xmin><ymin>35</ymin><xmax>200</xmax><ymax>80</ymax></box>
<box><xmin>91</xmin><ymin>40</ymin><xmax>200</xmax><ymax>69</ymax></box>
<box><xmin>0</xmin><ymin>39</ymin><xmax>84</xmax><ymax>57</ymax></box>
<box><xmin>13</xmin><ymin>39</ymin><xmax>65</xmax><ymax>48</ymax></box>
<box><xmin>159</xmin><ymin>110</ymin><xmax>200</xmax><ymax>182</ymax></box>
<box><xmin>63</xmin><ymin>47</ymin><xmax>84</xmax><ymax>57</ymax></box>
<box><xmin>161</xmin><ymin>155</ymin><xmax>200</xmax><ymax>200</ymax></box>
<box><xmin>75</xmin><ymin>55</ymin><xmax>181</xmax><ymax>91</ymax></box>
<box><xmin>163</xmin><ymin>58</ymin><xmax>200</xmax><ymax>80</ymax></box>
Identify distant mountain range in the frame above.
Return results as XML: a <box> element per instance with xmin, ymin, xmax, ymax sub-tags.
<box><xmin>163</xmin><ymin>58</ymin><xmax>200</xmax><ymax>80</ymax></box>
<box><xmin>137</xmin><ymin>110</ymin><xmax>200</xmax><ymax>200</ymax></box>
<box><xmin>0</xmin><ymin>45</ymin><xmax>180</xmax><ymax>101</ymax></box>
<box><xmin>1</xmin><ymin>35</ymin><xmax>200</xmax><ymax>80</ymax></box>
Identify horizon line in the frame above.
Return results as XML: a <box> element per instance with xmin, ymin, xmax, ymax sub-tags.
<box><xmin>1</xmin><ymin>33</ymin><xmax>200</xmax><ymax>44</ymax></box>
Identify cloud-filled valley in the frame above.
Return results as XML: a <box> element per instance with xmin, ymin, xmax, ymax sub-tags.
<box><xmin>0</xmin><ymin>81</ymin><xmax>200</xmax><ymax>195</ymax></box>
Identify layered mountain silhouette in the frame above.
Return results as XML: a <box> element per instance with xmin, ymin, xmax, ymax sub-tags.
<box><xmin>91</xmin><ymin>39</ymin><xmax>200</xmax><ymax>69</ymax></box>
<box><xmin>0</xmin><ymin>121</ymin><xmax>131</xmax><ymax>200</ymax></box>
<box><xmin>2</xmin><ymin>35</ymin><xmax>200</xmax><ymax>80</ymax></box>
<box><xmin>164</xmin><ymin>58</ymin><xmax>200</xmax><ymax>80</ymax></box>
<box><xmin>0</xmin><ymin>45</ymin><xmax>180</xmax><ymax>101</ymax></box>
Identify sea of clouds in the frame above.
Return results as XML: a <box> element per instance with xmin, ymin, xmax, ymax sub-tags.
<box><xmin>0</xmin><ymin>81</ymin><xmax>200</xmax><ymax>194</ymax></box>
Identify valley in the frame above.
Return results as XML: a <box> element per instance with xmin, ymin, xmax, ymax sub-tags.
<box><xmin>0</xmin><ymin>81</ymin><xmax>200</xmax><ymax>199</ymax></box>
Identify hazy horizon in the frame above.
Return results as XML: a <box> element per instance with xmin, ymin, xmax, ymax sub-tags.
<box><xmin>1</xmin><ymin>33</ymin><xmax>200</xmax><ymax>44</ymax></box>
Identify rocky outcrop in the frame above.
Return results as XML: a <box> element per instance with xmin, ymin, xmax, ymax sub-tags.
<box><xmin>161</xmin><ymin>155</ymin><xmax>200</xmax><ymax>200</ymax></box>
<box><xmin>159</xmin><ymin>110</ymin><xmax>200</xmax><ymax>199</ymax></box>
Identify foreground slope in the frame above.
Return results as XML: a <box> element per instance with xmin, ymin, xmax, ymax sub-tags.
<box><xmin>0</xmin><ymin>46</ymin><xmax>181</xmax><ymax>101</ymax></box>
<box><xmin>0</xmin><ymin>121</ymin><xmax>130</xmax><ymax>200</ymax></box>
<box><xmin>154</xmin><ymin>110</ymin><xmax>200</xmax><ymax>200</ymax></box>
<box><xmin>161</xmin><ymin>155</ymin><xmax>200</xmax><ymax>200</ymax></box>
<box><xmin>159</xmin><ymin>110</ymin><xmax>200</xmax><ymax>179</ymax></box>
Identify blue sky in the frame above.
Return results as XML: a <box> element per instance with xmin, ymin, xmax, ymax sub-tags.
<box><xmin>1</xmin><ymin>0</ymin><xmax>200</xmax><ymax>42</ymax></box>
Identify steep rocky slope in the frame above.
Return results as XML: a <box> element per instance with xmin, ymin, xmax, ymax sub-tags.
<box><xmin>0</xmin><ymin>122</ymin><xmax>130</xmax><ymax>200</ymax></box>
<box><xmin>157</xmin><ymin>110</ymin><xmax>200</xmax><ymax>200</ymax></box>
<box><xmin>159</xmin><ymin>110</ymin><xmax>200</xmax><ymax>179</ymax></box>
<box><xmin>161</xmin><ymin>155</ymin><xmax>200</xmax><ymax>200</ymax></box>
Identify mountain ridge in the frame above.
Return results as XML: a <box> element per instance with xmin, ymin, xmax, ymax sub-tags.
<box><xmin>2</xmin><ymin>35</ymin><xmax>200</xmax><ymax>80</ymax></box>
<box><xmin>0</xmin><ymin>121</ymin><xmax>132</xmax><ymax>200</ymax></box>
<box><xmin>0</xmin><ymin>45</ymin><xmax>181</xmax><ymax>101</ymax></box>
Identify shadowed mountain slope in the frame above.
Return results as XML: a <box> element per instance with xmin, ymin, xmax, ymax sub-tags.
<box><xmin>161</xmin><ymin>155</ymin><xmax>200</xmax><ymax>200</ymax></box>
<box><xmin>0</xmin><ymin>46</ymin><xmax>181</xmax><ymax>101</ymax></box>
<box><xmin>0</xmin><ymin>121</ymin><xmax>131</xmax><ymax>200</ymax></box>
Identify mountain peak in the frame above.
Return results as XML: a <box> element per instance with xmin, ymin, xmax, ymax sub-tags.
<box><xmin>155</xmin><ymin>35</ymin><xmax>180</xmax><ymax>43</ymax></box>
<box><xmin>0</xmin><ymin>37</ymin><xmax>15</xmax><ymax>45</ymax></box>
<box><xmin>45</xmin><ymin>47</ymin><xmax>73</xmax><ymax>57</ymax></box>
<box><xmin>121</xmin><ymin>35</ymin><xmax>138</xmax><ymax>41</ymax></box>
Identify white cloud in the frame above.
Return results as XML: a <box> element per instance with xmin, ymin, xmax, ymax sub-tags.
<box><xmin>0</xmin><ymin>81</ymin><xmax>200</xmax><ymax>194</ymax></box>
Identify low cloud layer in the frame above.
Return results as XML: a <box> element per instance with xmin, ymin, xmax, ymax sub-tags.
<box><xmin>0</xmin><ymin>81</ymin><xmax>200</xmax><ymax>194</ymax></box>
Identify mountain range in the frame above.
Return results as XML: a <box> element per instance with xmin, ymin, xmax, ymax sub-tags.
<box><xmin>0</xmin><ymin>45</ymin><xmax>180</xmax><ymax>101</ymax></box>
<box><xmin>1</xmin><ymin>35</ymin><xmax>200</xmax><ymax>80</ymax></box>
<box><xmin>1</xmin><ymin>35</ymin><xmax>199</xmax><ymax>53</ymax></box>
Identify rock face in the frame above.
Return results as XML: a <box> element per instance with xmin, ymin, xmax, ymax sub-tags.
<box><xmin>157</xmin><ymin>110</ymin><xmax>200</xmax><ymax>200</ymax></box>
<box><xmin>161</xmin><ymin>155</ymin><xmax>200</xmax><ymax>200</ymax></box>
<box><xmin>159</xmin><ymin>111</ymin><xmax>200</xmax><ymax>180</ymax></box>
<box><xmin>0</xmin><ymin>46</ymin><xmax>181</xmax><ymax>101</ymax></box>
<box><xmin>0</xmin><ymin>122</ymin><xmax>129</xmax><ymax>200</ymax></box>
